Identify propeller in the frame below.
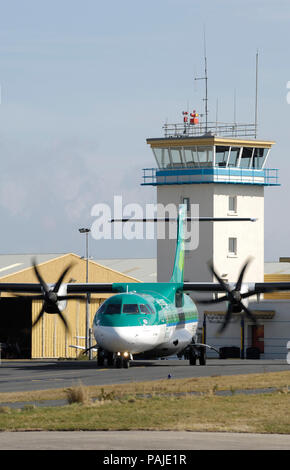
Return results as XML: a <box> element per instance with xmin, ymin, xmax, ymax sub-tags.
<box><xmin>199</xmin><ymin>258</ymin><xmax>258</xmax><ymax>333</ymax></box>
<box><xmin>15</xmin><ymin>259</ymin><xmax>85</xmax><ymax>331</ymax></box>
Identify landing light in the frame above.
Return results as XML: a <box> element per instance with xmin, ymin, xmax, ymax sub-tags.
<box><xmin>116</xmin><ymin>351</ymin><xmax>129</xmax><ymax>358</ymax></box>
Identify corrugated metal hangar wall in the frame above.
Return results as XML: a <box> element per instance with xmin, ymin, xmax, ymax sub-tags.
<box><xmin>0</xmin><ymin>253</ymin><xmax>139</xmax><ymax>359</ymax></box>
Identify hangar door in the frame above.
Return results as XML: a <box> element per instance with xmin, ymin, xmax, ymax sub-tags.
<box><xmin>0</xmin><ymin>298</ymin><xmax>32</xmax><ymax>359</ymax></box>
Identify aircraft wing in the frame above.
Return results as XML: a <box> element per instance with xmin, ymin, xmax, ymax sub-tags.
<box><xmin>183</xmin><ymin>281</ymin><xmax>290</xmax><ymax>293</ymax></box>
<box><xmin>0</xmin><ymin>283</ymin><xmax>42</xmax><ymax>293</ymax></box>
<box><xmin>0</xmin><ymin>283</ymin><xmax>115</xmax><ymax>294</ymax></box>
<box><xmin>1</xmin><ymin>281</ymin><xmax>290</xmax><ymax>295</ymax></box>
<box><xmin>182</xmin><ymin>278</ymin><xmax>290</xmax><ymax>332</ymax></box>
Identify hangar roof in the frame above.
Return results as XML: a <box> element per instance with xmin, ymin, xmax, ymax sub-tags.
<box><xmin>264</xmin><ymin>262</ymin><xmax>290</xmax><ymax>275</ymax></box>
<box><xmin>95</xmin><ymin>258</ymin><xmax>157</xmax><ymax>282</ymax></box>
<box><xmin>0</xmin><ymin>254</ymin><xmax>286</xmax><ymax>283</ymax></box>
<box><xmin>0</xmin><ymin>253</ymin><xmax>156</xmax><ymax>282</ymax></box>
<box><xmin>0</xmin><ymin>253</ymin><xmax>66</xmax><ymax>278</ymax></box>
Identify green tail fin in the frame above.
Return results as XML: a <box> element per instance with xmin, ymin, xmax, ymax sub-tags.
<box><xmin>170</xmin><ymin>204</ymin><xmax>186</xmax><ymax>283</ymax></box>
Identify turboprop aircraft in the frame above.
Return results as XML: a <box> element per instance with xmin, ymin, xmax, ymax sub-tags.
<box><xmin>1</xmin><ymin>205</ymin><xmax>290</xmax><ymax>368</ymax></box>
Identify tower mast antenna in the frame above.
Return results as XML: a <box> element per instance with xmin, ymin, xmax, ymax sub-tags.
<box><xmin>255</xmin><ymin>50</ymin><xmax>259</xmax><ymax>139</ymax></box>
<box><xmin>195</xmin><ymin>27</ymin><xmax>208</xmax><ymax>132</ymax></box>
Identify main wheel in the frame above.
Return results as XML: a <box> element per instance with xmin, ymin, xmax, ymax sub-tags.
<box><xmin>97</xmin><ymin>348</ymin><xmax>105</xmax><ymax>366</ymax></box>
<box><xmin>107</xmin><ymin>352</ymin><xmax>115</xmax><ymax>367</ymax></box>
<box><xmin>199</xmin><ymin>348</ymin><xmax>206</xmax><ymax>365</ymax></box>
<box><xmin>122</xmin><ymin>357</ymin><xmax>130</xmax><ymax>368</ymax></box>
<box><xmin>115</xmin><ymin>356</ymin><xmax>122</xmax><ymax>368</ymax></box>
<box><xmin>189</xmin><ymin>350</ymin><xmax>197</xmax><ymax>366</ymax></box>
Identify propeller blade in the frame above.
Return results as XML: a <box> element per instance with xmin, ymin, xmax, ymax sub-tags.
<box><xmin>219</xmin><ymin>303</ymin><xmax>233</xmax><ymax>334</ymax></box>
<box><xmin>12</xmin><ymin>294</ymin><xmax>44</xmax><ymax>301</ymax></box>
<box><xmin>208</xmin><ymin>262</ymin><xmax>231</xmax><ymax>294</ymax></box>
<box><xmin>53</xmin><ymin>264</ymin><xmax>74</xmax><ymax>293</ymax></box>
<box><xmin>241</xmin><ymin>289</ymin><xmax>261</xmax><ymax>300</ymax></box>
<box><xmin>240</xmin><ymin>301</ymin><xmax>257</xmax><ymax>325</ymax></box>
<box><xmin>55</xmin><ymin>306</ymin><xmax>70</xmax><ymax>332</ymax></box>
<box><xmin>236</xmin><ymin>257</ymin><xmax>252</xmax><ymax>291</ymax></box>
<box><xmin>32</xmin><ymin>305</ymin><xmax>46</xmax><ymax>328</ymax></box>
<box><xmin>32</xmin><ymin>259</ymin><xmax>49</xmax><ymax>294</ymax></box>
<box><xmin>28</xmin><ymin>260</ymin><xmax>87</xmax><ymax>331</ymax></box>
<box><xmin>82</xmin><ymin>344</ymin><xmax>99</xmax><ymax>355</ymax></box>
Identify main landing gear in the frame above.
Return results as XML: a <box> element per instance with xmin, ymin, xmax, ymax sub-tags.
<box><xmin>183</xmin><ymin>341</ymin><xmax>220</xmax><ymax>365</ymax></box>
<box><xmin>184</xmin><ymin>343</ymin><xmax>207</xmax><ymax>366</ymax></box>
<box><xmin>97</xmin><ymin>348</ymin><xmax>131</xmax><ymax>368</ymax></box>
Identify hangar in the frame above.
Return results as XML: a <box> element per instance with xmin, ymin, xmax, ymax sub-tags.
<box><xmin>0</xmin><ymin>253</ymin><xmax>139</xmax><ymax>359</ymax></box>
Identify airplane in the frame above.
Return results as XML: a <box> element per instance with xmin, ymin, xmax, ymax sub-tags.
<box><xmin>1</xmin><ymin>204</ymin><xmax>290</xmax><ymax>368</ymax></box>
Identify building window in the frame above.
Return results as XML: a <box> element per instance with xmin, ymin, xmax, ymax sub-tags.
<box><xmin>228</xmin><ymin>237</ymin><xmax>237</xmax><ymax>256</ymax></box>
<box><xmin>228</xmin><ymin>196</ymin><xmax>237</xmax><ymax>213</ymax></box>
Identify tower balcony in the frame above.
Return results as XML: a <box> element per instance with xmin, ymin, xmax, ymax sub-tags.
<box><xmin>144</xmin><ymin>134</ymin><xmax>278</xmax><ymax>187</ymax></box>
<box><xmin>141</xmin><ymin>167</ymin><xmax>279</xmax><ymax>187</ymax></box>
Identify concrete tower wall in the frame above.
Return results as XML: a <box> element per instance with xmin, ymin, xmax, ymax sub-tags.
<box><xmin>157</xmin><ymin>183</ymin><xmax>264</xmax><ymax>284</ymax></box>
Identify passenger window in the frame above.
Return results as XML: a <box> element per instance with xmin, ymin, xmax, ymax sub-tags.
<box><xmin>140</xmin><ymin>304</ymin><xmax>151</xmax><ymax>314</ymax></box>
<box><xmin>123</xmin><ymin>304</ymin><xmax>140</xmax><ymax>314</ymax></box>
<box><xmin>105</xmin><ymin>303</ymin><xmax>121</xmax><ymax>314</ymax></box>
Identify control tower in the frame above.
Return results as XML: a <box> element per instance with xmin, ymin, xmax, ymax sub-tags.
<box><xmin>142</xmin><ymin>115</ymin><xmax>279</xmax><ymax>285</ymax></box>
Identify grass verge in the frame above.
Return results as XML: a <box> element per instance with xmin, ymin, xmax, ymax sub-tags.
<box><xmin>0</xmin><ymin>392</ymin><xmax>290</xmax><ymax>433</ymax></box>
<box><xmin>0</xmin><ymin>371</ymin><xmax>290</xmax><ymax>433</ymax></box>
<box><xmin>0</xmin><ymin>370</ymin><xmax>290</xmax><ymax>403</ymax></box>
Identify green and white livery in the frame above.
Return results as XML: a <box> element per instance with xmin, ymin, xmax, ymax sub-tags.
<box><xmin>93</xmin><ymin>205</ymin><xmax>200</xmax><ymax>367</ymax></box>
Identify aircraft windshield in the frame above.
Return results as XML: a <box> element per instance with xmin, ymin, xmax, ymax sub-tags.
<box><xmin>123</xmin><ymin>304</ymin><xmax>139</xmax><ymax>314</ymax></box>
<box><xmin>105</xmin><ymin>303</ymin><xmax>122</xmax><ymax>314</ymax></box>
<box><xmin>139</xmin><ymin>304</ymin><xmax>152</xmax><ymax>314</ymax></box>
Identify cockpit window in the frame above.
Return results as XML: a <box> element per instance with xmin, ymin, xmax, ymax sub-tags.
<box><xmin>98</xmin><ymin>303</ymin><xmax>106</xmax><ymax>314</ymax></box>
<box><xmin>123</xmin><ymin>304</ymin><xmax>139</xmax><ymax>314</ymax></box>
<box><xmin>139</xmin><ymin>304</ymin><xmax>152</xmax><ymax>314</ymax></box>
<box><xmin>105</xmin><ymin>303</ymin><xmax>121</xmax><ymax>314</ymax></box>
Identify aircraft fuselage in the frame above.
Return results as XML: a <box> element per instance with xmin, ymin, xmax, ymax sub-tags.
<box><xmin>93</xmin><ymin>283</ymin><xmax>198</xmax><ymax>359</ymax></box>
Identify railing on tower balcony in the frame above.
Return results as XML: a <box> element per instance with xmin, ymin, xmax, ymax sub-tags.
<box><xmin>163</xmin><ymin>121</ymin><xmax>257</xmax><ymax>138</ymax></box>
<box><xmin>142</xmin><ymin>167</ymin><xmax>280</xmax><ymax>186</ymax></box>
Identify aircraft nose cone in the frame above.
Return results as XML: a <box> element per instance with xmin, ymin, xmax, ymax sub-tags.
<box><xmin>94</xmin><ymin>325</ymin><xmax>158</xmax><ymax>354</ymax></box>
<box><xmin>95</xmin><ymin>326</ymin><xmax>136</xmax><ymax>352</ymax></box>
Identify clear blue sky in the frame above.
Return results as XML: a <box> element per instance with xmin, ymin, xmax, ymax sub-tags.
<box><xmin>0</xmin><ymin>0</ymin><xmax>289</xmax><ymax>261</ymax></box>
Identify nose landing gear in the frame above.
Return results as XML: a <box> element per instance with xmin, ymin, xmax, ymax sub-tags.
<box><xmin>97</xmin><ymin>348</ymin><xmax>131</xmax><ymax>368</ymax></box>
<box><xmin>115</xmin><ymin>352</ymin><xmax>130</xmax><ymax>368</ymax></box>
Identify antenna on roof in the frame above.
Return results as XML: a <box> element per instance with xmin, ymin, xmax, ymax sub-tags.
<box><xmin>233</xmin><ymin>88</ymin><xmax>237</xmax><ymax>125</ymax></box>
<box><xmin>215</xmin><ymin>97</ymin><xmax>219</xmax><ymax>127</ymax></box>
<box><xmin>255</xmin><ymin>50</ymin><xmax>259</xmax><ymax>139</ymax></box>
<box><xmin>195</xmin><ymin>26</ymin><xmax>208</xmax><ymax>132</ymax></box>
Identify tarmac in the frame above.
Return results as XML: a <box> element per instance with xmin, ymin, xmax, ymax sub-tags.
<box><xmin>0</xmin><ymin>430</ymin><xmax>290</xmax><ymax>450</ymax></box>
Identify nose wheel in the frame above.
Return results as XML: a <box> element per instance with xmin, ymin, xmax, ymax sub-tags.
<box><xmin>116</xmin><ymin>353</ymin><xmax>130</xmax><ymax>368</ymax></box>
<box><xmin>97</xmin><ymin>349</ymin><xmax>131</xmax><ymax>368</ymax></box>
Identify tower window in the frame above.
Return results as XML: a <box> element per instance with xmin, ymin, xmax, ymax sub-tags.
<box><xmin>228</xmin><ymin>237</ymin><xmax>237</xmax><ymax>256</ymax></box>
<box><xmin>228</xmin><ymin>196</ymin><xmax>237</xmax><ymax>213</ymax></box>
